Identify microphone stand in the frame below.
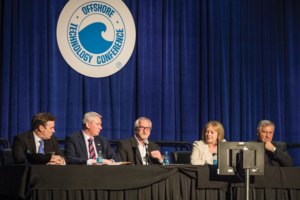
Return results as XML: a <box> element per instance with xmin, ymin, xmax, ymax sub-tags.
<box><xmin>144</xmin><ymin>140</ymin><xmax>149</xmax><ymax>165</ymax></box>
<box><xmin>146</xmin><ymin>148</ymin><xmax>149</xmax><ymax>165</ymax></box>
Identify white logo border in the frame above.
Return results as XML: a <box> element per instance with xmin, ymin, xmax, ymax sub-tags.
<box><xmin>57</xmin><ymin>0</ymin><xmax>136</xmax><ymax>78</ymax></box>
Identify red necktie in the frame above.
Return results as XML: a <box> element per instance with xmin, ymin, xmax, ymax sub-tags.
<box><xmin>88</xmin><ymin>138</ymin><xmax>96</xmax><ymax>159</ymax></box>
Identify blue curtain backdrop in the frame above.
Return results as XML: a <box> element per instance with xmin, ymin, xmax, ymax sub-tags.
<box><xmin>1</xmin><ymin>0</ymin><xmax>300</xmax><ymax>165</ymax></box>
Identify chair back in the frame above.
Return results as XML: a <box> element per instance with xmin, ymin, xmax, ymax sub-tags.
<box><xmin>0</xmin><ymin>149</ymin><xmax>14</xmax><ymax>165</ymax></box>
<box><xmin>171</xmin><ymin>151</ymin><xmax>192</xmax><ymax>164</ymax></box>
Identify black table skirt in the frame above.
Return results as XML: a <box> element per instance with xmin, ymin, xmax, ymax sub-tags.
<box><xmin>1</xmin><ymin>165</ymin><xmax>300</xmax><ymax>200</ymax></box>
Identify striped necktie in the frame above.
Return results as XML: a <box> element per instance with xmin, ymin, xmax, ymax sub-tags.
<box><xmin>88</xmin><ymin>138</ymin><xmax>96</xmax><ymax>159</ymax></box>
<box><xmin>265</xmin><ymin>153</ymin><xmax>271</xmax><ymax>167</ymax></box>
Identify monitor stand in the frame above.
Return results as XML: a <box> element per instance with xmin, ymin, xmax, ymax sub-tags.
<box><xmin>245</xmin><ymin>168</ymin><xmax>250</xmax><ymax>200</ymax></box>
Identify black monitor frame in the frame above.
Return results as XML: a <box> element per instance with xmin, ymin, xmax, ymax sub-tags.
<box><xmin>217</xmin><ymin>142</ymin><xmax>265</xmax><ymax>175</ymax></box>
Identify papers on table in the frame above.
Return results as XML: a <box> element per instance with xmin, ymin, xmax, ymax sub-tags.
<box><xmin>107</xmin><ymin>162</ymin><xmax>131</xmax><ymax>165</ymax></box>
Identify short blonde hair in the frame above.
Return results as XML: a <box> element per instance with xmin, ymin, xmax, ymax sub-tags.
<box><xmin>202</xmin><ymin>121</ymin><xmax>224</xmax><ymax>144</ymax></box>
<box><xmin>82</xmin><ymin>111</ymin><xmax>102</xmax><ymax>125</ymax></box>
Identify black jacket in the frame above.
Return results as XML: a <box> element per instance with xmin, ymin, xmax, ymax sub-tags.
<box><xmin>12</xmin><ymin>131</ymin><xmax>66</xmax><ymax>164</ymax></box>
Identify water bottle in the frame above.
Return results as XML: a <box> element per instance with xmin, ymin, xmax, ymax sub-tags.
<box><xmin>97</xmin><ymin>151</ymin><xmax>103</xmax><ymax>165</ymax></box>
<box><xmin>163</xmin><ymin>151</ymin><xmax>170</xmax><ymax>165</ymax></box>
<box><xmin>212</xmin><ymin>153</ymin><xmax>217</xmax><ymax>165</ymax></box>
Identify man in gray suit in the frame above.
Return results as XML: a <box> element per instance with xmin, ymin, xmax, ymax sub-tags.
<box><xmin>251</xmin><ymin>120</ymin><xmax>293</xmax><ymax>167</ymax></box>
<box><xmin>116</xmin><ymin>117</ymin><xmax>163</xmax><ymax>165</ymax></box>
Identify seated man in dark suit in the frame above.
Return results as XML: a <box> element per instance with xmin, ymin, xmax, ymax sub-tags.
<box><xmin>116</xmin><ymin>117</ymin><xmax>163</xmax><ymax>165</ymax></box>
<box><xmin>250</xmin><ymin>120</ymin><xmax>293</xmax><ymax>167</ymax></box>
<box><xmin>64</xmin><ymin>111</ymin><xmax>121</xmax><ymax>165</ymax></box>
<box><xmin>12</xmin><ymin>113</ymin><xmax>65</xmax><ymax>165</ymax></box>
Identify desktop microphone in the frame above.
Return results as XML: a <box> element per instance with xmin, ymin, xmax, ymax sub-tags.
<box><xmin>143</xmin><ymin>140</ymin><xmax>149</xmax><ymax>146</ymax></box>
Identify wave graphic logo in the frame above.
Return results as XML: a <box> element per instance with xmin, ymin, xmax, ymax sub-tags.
<box><xmin>57</xmin><ymin>0</ymin><xmax>136</xmax><ymax>77</ymax></box>
<box><xmin>79</xmin><ymin>22</ymin><xmax>113</xmax><ymax>54</ymax></box>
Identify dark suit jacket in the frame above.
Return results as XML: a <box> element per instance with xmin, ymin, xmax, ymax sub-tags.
<box><xmin>250</xmin><ymin>140</ymin><xmax>294</xmax><ymax>167</ymax></box>
<box><xmin>64</xmin><ymin>131</ymin><xmax>121</xmax><ymax>165</ymax></box>
<box><xmin>116</xmin><ymin>137</ymin><xmax>162</xmax><ymax>165</ymax></box>
<box><xmin>12</xmin><ymin>131</ymin><xmax>66</xmax><ymax>164</ymax></box>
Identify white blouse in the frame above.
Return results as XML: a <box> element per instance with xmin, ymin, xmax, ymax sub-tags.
<box><xmin>190</xmin><ymin>139</ymin><xmax>226</xmax><ymax>165</ymax></box>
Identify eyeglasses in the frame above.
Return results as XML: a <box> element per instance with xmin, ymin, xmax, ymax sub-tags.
<box><xmin>137</xmin><ymin>126</ymin><xmax>151</xmax><ymax>131</ymax></box>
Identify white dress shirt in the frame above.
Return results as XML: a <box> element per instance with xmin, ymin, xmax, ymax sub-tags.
<box><xmin>82</xmin><ymin>130</ymin><xmax>99</xmax><ymax>165</ymax></box>
<box><xmin>32</xmin><ymin>131</ymin><xmax>66</xmax><ymax>165</ymax></box>
<box><xmin>32</xmin><ymin>131</ymin><xmax>43</xmax><ymax>153</ymax></box>
<box><xmin>134</xmin><ymin>135</ymin><xmax>147</xmax><ymax>165</ymax></box>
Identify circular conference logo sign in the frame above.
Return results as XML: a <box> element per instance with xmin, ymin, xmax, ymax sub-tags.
<box><xmin>57</xmin><ymin>0</ymin><xmax>136</xmax><ymax>77</ymax></box>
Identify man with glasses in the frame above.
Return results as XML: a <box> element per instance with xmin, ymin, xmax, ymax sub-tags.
<box><xmin>116</xmin><ymin>117</ymin><xmax>163</xmax><ymax>165</ymax></box>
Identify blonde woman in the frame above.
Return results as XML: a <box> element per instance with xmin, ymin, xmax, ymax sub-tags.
<box><xmin>191</xmin><ymin>121</ymin><xmax>226</xmax><ymax>165</ymax></box>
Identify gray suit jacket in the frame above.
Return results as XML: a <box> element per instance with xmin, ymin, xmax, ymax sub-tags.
<box><xmin>116</xmin><ymin>137</ymin><xmax>161</xmax><ymax>165</ymax></box>
<box><xmin>249</xmin><ymin>140</ymin><xmax>293</xmax><ymax>167</ymax></box>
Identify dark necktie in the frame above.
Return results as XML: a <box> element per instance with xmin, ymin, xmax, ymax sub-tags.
<box><xmin>88</xmin><ymin>138</ymin><xmax>96</xmax><ymax>159</ymax></box>
<box><xmin>264</xmin><ymin>153</ymin><xmax>271</xmax><ymax>167</ymax></box>
<box><xmin>38</xmin><ymin>140</ymin><xmax>44</xmax><ymax>153</ymax></box>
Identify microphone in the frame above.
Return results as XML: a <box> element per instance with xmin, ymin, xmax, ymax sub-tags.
<box><xmin>143</xmin><ymin>139</ymin><xmax>149</xmax><ymax>147</ymax></box>
<box><xmin>143</xmin><ymin>140</ymin><xmax>149</xmax><ymax>165</ymax></box>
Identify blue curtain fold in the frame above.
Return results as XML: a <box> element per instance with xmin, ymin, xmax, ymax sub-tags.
<box><xmin>1</xmin><ymin>0</ymin><xmax>300</xmax><ymax>165</ymax></box>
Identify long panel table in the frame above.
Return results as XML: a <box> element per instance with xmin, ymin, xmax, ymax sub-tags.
<box><xmin>1</xmin><ymin>164</ymin><xmax>300</xmax><ymax>200</ymax></box>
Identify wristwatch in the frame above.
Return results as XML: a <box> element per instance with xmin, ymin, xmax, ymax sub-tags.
<box><xmin>273</xmin><ymin>147</ymin><xmax>276</xmax><ymax>152</ymax></box>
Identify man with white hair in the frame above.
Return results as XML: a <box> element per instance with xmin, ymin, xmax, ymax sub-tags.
<box><xmin>251</xmin><ymin>120</ymin><xmax>293</xmax><ymax>167</ymax></box>
<box><xmin>116</xmin><ymin>117</ymin><xmax>163</xmax><ymax>165</ymax></box>
<box><xmin>64</xmin><ymin>111</ymin><xmax>121</xmax><ymax>165</ymax></box>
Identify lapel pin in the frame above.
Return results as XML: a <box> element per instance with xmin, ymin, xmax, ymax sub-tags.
<box><xmin>98</xmin><ymin>143</ymin><xmax>100</xmax><ymax>145</ymax></box>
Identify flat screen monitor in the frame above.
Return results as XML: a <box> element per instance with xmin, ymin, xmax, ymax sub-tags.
<box><xmin>217</xmin><ymin>142</ymin><xmax>265</xmax><ymax>175</ymax></box>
